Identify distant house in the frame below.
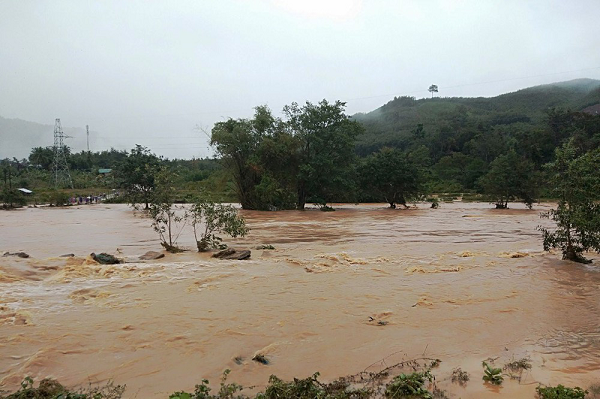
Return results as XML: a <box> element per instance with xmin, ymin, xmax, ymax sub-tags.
<box><xmin>98</xmin><ymin>168</ymin><xmax>113</xmax><ymax>175</ymax></box>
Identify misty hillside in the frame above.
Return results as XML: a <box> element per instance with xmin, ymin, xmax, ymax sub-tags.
<box><xmin>0</xmin><ymin>117</ymin><xmax>102</xmax><ymax>160</ymax></box>
<box><xmin>2</xmin><ymin>79</ymin><xmax>600</xmax><ymax>161</ymax></box>
<box><xmin>353</xmin><ymin>78</ymin><xmax>600</xmax><ymax>155</ymax></box>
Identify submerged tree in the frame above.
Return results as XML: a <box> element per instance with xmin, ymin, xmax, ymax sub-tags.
<box><xmin>284</xmin><ymin>100</ymin><xmax>363</xmax><ymax>209</ymax></box>
<box><xmin>359</xmin><ymin>147</ymin><xmax>424</xmax><ymax>208</ymax></box>
<box><xmin>148</xmin><ymin>167</ymin><xmax>186</xmax><ymax>253</ymax></box>
<box><xmin>478</xmin><ymin>149</ymin><xmax>538</xmax><ymax>208</ymax></box>
<box><xmin>188</xmin><ymin>200</ymin><xmax>249</xmax><ymax>252</ymax></box>
<box><xmin>539</xmin><ymin>141</ymin><xmax>600</xmax><ymax>263</ymax></box>
<box><xmin>211</xmin><ymin>101</ymin><xmax>361</xmax><ymax>210</ymax></box>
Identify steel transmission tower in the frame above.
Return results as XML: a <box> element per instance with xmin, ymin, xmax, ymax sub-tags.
<box><xmin>52</xmin><ymin>118</ymin><xmax>73</xmax><ymax>189</ymax></box>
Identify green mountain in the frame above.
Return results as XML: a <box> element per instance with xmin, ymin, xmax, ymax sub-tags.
<box><xmin>353</xmin><ymin>78</ymin><xmax>600</xmax><ymax>156</ymax></box>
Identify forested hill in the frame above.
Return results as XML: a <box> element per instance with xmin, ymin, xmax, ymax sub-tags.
<box><xmin>353</xmin><ymin>78</ymin><xmax>600</xmax><ymax>156</ymax></box>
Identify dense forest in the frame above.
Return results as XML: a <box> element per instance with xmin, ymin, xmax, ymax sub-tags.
<box><xmin>2</xmin><ymin>78</ymin><xmax>600</xmax><ymax>210</ymax></box>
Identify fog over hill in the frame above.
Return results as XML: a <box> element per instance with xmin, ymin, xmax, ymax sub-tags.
<box><xmin>2</xmin><ymin>78</ymin><xmax>600</xmax><ymax>161</ymax></box>
<box><xmin>0</xmin><ymin>117</ymin><xmax>115</xmax><ymax>160</ymax></box>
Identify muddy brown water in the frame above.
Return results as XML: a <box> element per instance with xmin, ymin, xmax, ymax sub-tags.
<box><xmin>1</xmin><ymin>203</ymin><xmax>599</xmax><ymax>398</ymax></box>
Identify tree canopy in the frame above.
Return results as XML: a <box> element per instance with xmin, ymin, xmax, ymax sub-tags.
<box><xmin>539</xmin><ymin>141</ymin><xmax>600</xmax><ymax>263</ymax></box>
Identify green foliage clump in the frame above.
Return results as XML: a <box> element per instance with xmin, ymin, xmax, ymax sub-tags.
<box><xmin>539</xmin><ymin>141</ymin><xmax>600</xmax><ymax>263</ymax></box>
<box><xmin>169</xmin><ymin>370</ymin><xmax>244</xmax><ymax>399</ymax></box>
<box><xmin>359</xmin><ymin>147</ymin><xmax>425</xmax><ymax>208</ymax></box>
<box><xmin>260</xmin><ymin>373</ymin><xmax>371</xmax><ymax>399</ymax></box>
<box><xmin>477</xmin><ymin>149</ymin><xmax>538</xmax><ymax>208</ymax></box>
<box><xmin>384</xmin><ymin>371</ymin><xmax>433</xmax><ymax>398</ymax></box>
<box><xmin>482</xmin><ymin>362</ymin><xmax>503</xmax><ymax>385</ymax></box>
<box><xmin>536</xmin><ymin>384</ymin><xmax>587</xmax><ymax>399</ymax></box>
<box><xmin>49</xmin><ymin>190</ymin><xmax>70</xmax><ymax>207</ymax></box>
<box><xmin>117</xmin><ymin>145</ymin><xmax>162</xmax><ymax>209</ymax></box>
<box><xmin>211</xmin><ymin>101</ymin><xmax>362</xmax><ymax>210</ymax></box>
<box><xmin>148</xmin><ymin>167</ymin><xmax>186</xmax><ymax>252</ymax></box>
<box><xmin>189</xmin><ymin>200</ymin><xmax>249</xmax><ymax>252</ymax></box>
<box><xmin>0</xmin><ymin>377</ymin><xmax>124</xmax><ymax>399</ymax></box>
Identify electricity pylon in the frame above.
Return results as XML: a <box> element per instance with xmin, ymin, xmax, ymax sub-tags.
<box><xmin>51</xmin><ymin>118</ymin><xmax>73</xmax><ymax>189</ymax></box>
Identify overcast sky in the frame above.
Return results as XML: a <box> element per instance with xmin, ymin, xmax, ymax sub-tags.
<box><xmin>2</xmin><ymin>0</ymin><xmax>600</xmax><ymax>159</ymax></box>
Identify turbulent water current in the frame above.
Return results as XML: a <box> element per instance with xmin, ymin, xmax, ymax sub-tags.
<box><xmin>1</xmin><ymin>203</ymin><xmax>599</xmax><ymax>398</ymax></box>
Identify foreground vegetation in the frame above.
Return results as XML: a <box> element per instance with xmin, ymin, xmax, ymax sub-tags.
<box><xmin>3</xmin><ymin>366</ymin><xmax>596</xmax><ymax>399</ymax></box>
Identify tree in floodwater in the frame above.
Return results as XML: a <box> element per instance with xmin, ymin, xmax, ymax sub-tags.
<box><xmin>477</xmin><ymin>149</ymin><xmax>538</xmax><ymax>209</ymax></box>
<box><xmin>539</xmin><ymin>141</ymin><xmax>600</xmax><ymax>263</ymax></box>
<box><xmin>118</xmin><ymin>145</ymin><xmax>162</xmax><ymax>209</ymax></box>
<box><xmin>210</xmin><ymin>106</ymin><xmax>297</xmax><ymax>210</ymax></box>
<box><xmin>284</xmin><ymin>100</ymin><xmax>363</xmax><ymax>209</ymax></box>
<box><xmin>359</xmin><ymin>147</ymin><xmax>424</xmax><ymax>208</ymax></box>
<box><xmin>188</xmin><ymin>200</ymin><xmax>249</xmax><ymax>252</ymax></box>
<box><xmin>148</xmin><ymin>167</ymin><xmax>186</xmax><ymax>253</ymax></box>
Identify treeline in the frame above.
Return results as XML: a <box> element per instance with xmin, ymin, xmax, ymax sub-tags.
<box><xmin>2</xmin><ymin>80</ymin><xmax>600</xmax><ymax>211</ymax></box>
<box><xmin>210</xmin><ymin>97</ymin><xmax>600</xmax><ymax>210</ymax></box>
<box><xmin>0</xmin><ymin>146</ymin><xmax>228</xmax><ymax>204</ymax></box>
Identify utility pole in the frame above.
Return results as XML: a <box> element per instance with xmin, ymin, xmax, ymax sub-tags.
<box><xmin>86</xmin><ymin>125</ymin><xmax>90</xmax><ymax>152</ymax></box>
<box><xmin>51</xmin><ymin>118</ymin><xmax>73</xmax><ymax>189</ymax></box>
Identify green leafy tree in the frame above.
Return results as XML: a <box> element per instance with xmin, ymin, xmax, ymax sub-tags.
<box><xmin>188</xmin><ymin>200</ymin><xmax>249</xmax><ymax>252</ymax></box>
<box><xmin>148</xmin><ymin>167</ymin><xmax>186</xmax><ymax>252</ymax></box>
<box><xmin>478</xmin><ymin>149</ymin><xmax>538</xmax><ymax>208</ymax></box>
<box><xmin>433</xmin><ymin>152</ymin><xmax>486</xmax><ymax>190</ymax></box>
<box><xmin>284</xmin><ymin>100</ymin><xmax>363</xmax><ymax>209</ymax></box>
<box><xmin>118</xmin><ymin>145</ymin><xmax>162</xmax><ymax>209</ymax></box>
<box><xmin>428</xmin><ymin>84</ymin><xmax>438</xmax><ymax>98</ymax></box>
<box><xmin>539</xmin><ymin>141</ymin><xmax>600</xmax><ymax>263</ymax></box>
<box><xmin>359</xmin><ymin>147</ymin><xmax>424</xmax><ymax>208</ymax></box>
<box><xmin>210</xmin><ymin>109</ymin><xmax>266</xmax><ymax>210</ymax></box>
<box><xmin>1</xmin><ymin>161</ymin><xmax>27</xmax><ymax>209</ymax></box>
<box><xmin>29</xmin><ymin>146</ymin><xmax>54</xmax><ymax>170</ymax></box>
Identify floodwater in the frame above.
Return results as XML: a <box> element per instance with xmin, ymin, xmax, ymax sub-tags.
<box><xmin>1</xmin><ymin>202</ymin><xmax>599</xmax><ymax>398</ymax></box>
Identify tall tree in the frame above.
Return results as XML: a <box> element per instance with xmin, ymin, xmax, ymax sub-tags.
<box><xmin>210</xmin><ymin>107</ymin><xmax>271</xmax><ymax>209</ymax></box>
<box><xmin>539</xmin><ymin>141</ymin><xmax>600</xmax><ymax>263</ymax></box>
<box><xmin>117</xmin><ymin>145</ymin><xmax>162</xmax><ymax>209</ymax></box>
<box><xmin>284</xmin><ymin>100</ymin><xmax>363</xmax><ymax>209</ymax></box>
<box><xmin>477</xmin><ymin>149</ymin><xmax>538</xmax><ymax>208</ymax></box>
<box><xmin>428</xmin><ymin>84</ymin><xmax>438</xmax><ymax>98</ymax></box>
<box><xmin>29</xmin><ymin>147</ymin><xmax>54</xmax><ymax>170</ymax></box>
<box><xmin>359</xmin><ymin>147</ymin><xmax>424</xmax><ymax>208</ymax></box>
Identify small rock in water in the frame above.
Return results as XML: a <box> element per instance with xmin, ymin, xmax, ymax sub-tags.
<box><xmin>233</xmin><ymin>356</ymin><xmax>244</xmax><ymax>365</ymax></box>
<box><xmin>91</xmin><ymin>252</ymin><xmax>121</xmax><ymax>264</ymax></box>
<box><xmin>252</xmin><ymin>354</ymin><xmax>269</xmax><ymax>365</ymax></box>
<box><xmin>212</xmin><ymin>248</ymin><xmax>251</xmax><ymax>260</ymax></box>
<box><xmin>2</xmin><ymin>251</ymin><xmax>30</xmax><ymax>258</ymax></box>
<box><xmin>139</xmin><ymin>251</ymin><xmax>165</xmax><ymax>260</ymax></box>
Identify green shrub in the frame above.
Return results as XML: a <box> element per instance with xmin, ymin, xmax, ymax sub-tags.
<box><xmin>384</xmin><ymin>371</ymin><xmax>433</xmax><ymax>398</ymax></box>
<box><xmin>482</xmin><ymin>362</ymin><xmax>503</xmax><ymax>385</ymax></box>
<box><xmin>536</xmin><ymin>385</ymin><xmax>587</xmax><ymax>399</ymax></box>
<box><xmin>0</xmin><ymin>377</ymin><xmax>124</xmax><ymax>399</ymax></box>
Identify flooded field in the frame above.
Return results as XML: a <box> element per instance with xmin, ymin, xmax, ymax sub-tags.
<box><xmin>1</xmin><ymin>202</ymin><xmax>599</xmax><ymax>398</ymax></box>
